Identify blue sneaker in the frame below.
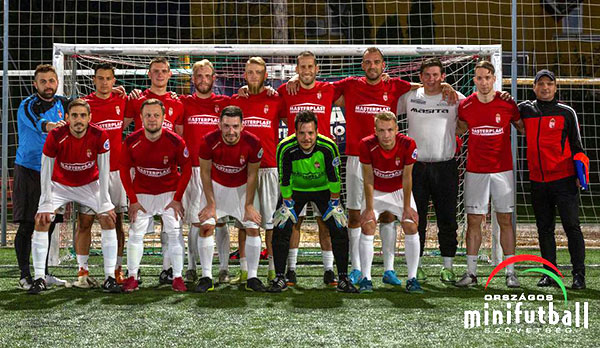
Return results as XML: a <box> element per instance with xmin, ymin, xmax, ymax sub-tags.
<box><xmin>358</xmin><ymin>278</ymin><xmax>373</xmax><ymax>293</ymax></box>
<box><xmin>382</xmin><ymin>270</ymin><xmax>402</xmax><ymax>286</ymax></box>
<box><xmin>349</xmin><ymin>269</ymin><xmax>362</xmax><ymax>285</ymax></box>
<box><xmin>406</xmin><ymin>277</ymin><xmax>424</xmax><ymax>293</ymax></box>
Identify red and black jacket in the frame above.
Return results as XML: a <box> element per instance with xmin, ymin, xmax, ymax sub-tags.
<box><xmin>518</xmin><ymin>98</ymin><xmax>584</xmax><ymax>182</ymax></box>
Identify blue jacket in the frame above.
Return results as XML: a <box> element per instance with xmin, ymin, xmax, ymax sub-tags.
<box><xmin>15</xmin><ymin>94</ymin><xmax>70</xmax><ymax>171</ymax></box>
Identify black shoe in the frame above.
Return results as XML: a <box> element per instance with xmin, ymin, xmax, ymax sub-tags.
<box><xmin>194</xmin><ymin>277</ymin><xmax>215</xmax><ymax>293</ymax></box>
<box><xmin>336</xmin><ymin>276</ymin><xmax>359</xmax><ymax>293</ymax></box>
<box><xmin>572</xmin><ymin>273</ymin><xmax>586</xmax><ymax>290</ymax></box>
<box><xmin>28</xmin><ymin>278</ymin><xmax>47</xmax><ymax>295</ymax></box>
<box><xmin>267</xmin><ymin>276</ymin><xmax>288</xmax><ymax>293</ymax></box>
<box><xmin>537</xmin><ymin>274</ymin><xmax>557</xmax><ymax>287</ymax></box>
<box><xmin>159</xmin><ymin>268</ymin><xmax>173</xmax><ymax>285</ymax></box>
<box><xmin>245</xmin><ymin>277</ymin><xmax>266</xmax><ymax>292</ymax></box>
<box><xmin>285</xmin><ymin>269</ymin><xmax>297</xmax><ymax>287</ymax></box>
<box><xmin>102</xmin><ymin>277</ymin><xmax>122</xmax><ymax>293</ymax></box>
<box><xmin>323</xmin><ymin>270</ymin><xmax>338</xmax><ymax>287</ymax></box>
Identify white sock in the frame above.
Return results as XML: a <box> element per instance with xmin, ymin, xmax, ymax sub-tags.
<box><xmin>287</xmin><ymin>248</ymin><xmax>298</xmax><ymax>271</ymax></box>
<box><xmin>322</xmin><ymin>250</ymin><xmax>334</xmax><ymax>271</ymax></box>
<box><xmin>245</xmin><ymin>235</ymin><xmax>261</xmax><ymax>279</ymax></box>
<box><xmin>116</xmin><ymin>256</ymin><xmax>123</xmax><ymax>268</ymax></box>
<box><xmin>198</xmin><ymin>235</ymin><xmax>215</xmax><ymax>279</ymax></box>
<box><xmin>359</xmin><ymin>234</ymin><xmax>375</xmax><ymax>280</ymax></box>
<box><xmin>101</xmin><ymin>229</ymin><xmax>118</xmax><ymax>279</ymax></box>
<box><xmin>188</xmin><ymin>225</ymin><xmax>200</xmax><ymax>271</ymax></box>
<box><xmin>168</xmin><ymin>229</ymin><xmax>184</xmax><ymax>278</ymax></box>
<box><xmin>380</xmin><ymin>222</ymin><xmax>396</xmax><ymax>271</ymax></box>
<box><xmin>32</xmin><ymin>231</ymin><xmax>48</xmax><ymax>280</ymax></box>
<box><xmin>77</xmin><ymin>254</ymin><xmax>89</xmax><ymax>271</ymax></box>
<box><xmin>161</xmin><ymin>231</ymin><xmax>171</xmax><ymax>270</ymax></box>
<box><xmin>443</xmin><ymin>256</ymin><xmax>453</xmax><ymax>269</ymax></box>
<box><xmin>405</xmin><ymin>234</ymin><xmax>420</xmax><ymax>280</ymax></box>
<box><xmin>240</xmin><ymin>257</ymin><xmax>248</xmax><ymax>272</ymax></box>
<box><xmin>127</xmin><ymin>231</ymin><xmax>144</xmax><ymax>278</ymax></box>
<box><xmin>504</xmin><ymin>254</ymin><xmax>515</xmax><ymax>274</ymax></box>
<box><xmin>268</xmin><ymin>255</ymin><xmax>275</xmax><ymax>271</ymax></box>
<box><xmin>215</xmin><ymin>225</ymin><xmax>230</xmax><ymax>271</ymax></box>
<box><xmin>467</xmin><ymin>255</ymin><xmax>478</xmax><ymax>276</ymax></box>
<box><xmin>349</xmin><ymin>227</ymin><xmax>361</xmax><ymax>271</ymax></box>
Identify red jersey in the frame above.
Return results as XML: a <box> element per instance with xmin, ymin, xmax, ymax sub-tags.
<box><xmin>277</xmin><ymin>81</ymin><xmax>334</xmax><ymax>138</ymax></box>
<box><xmin>120</xmin><ymin>129</ymin><xmax>191</xmax><ymax>202</ymax></box>
<box><xmin>458</xmin><ymin>92</ymin><xmax>520</xmax><ymax>173</ymax></box>
<box><xmin>125</xmin><ymin>89</ymin><xmax>184</xmax><ymax>132</ymax></box>
<box><xmin>180</xmin><ymin>93</ymin><xmax>231</xmax><ymax>166</ymax></box>
<box><xmin>43</xmin><ymin>124</ymin><xmax>110</xmax><ymax>187</ymax></box>
<box><xmin>230</xmin><ymin>90</ymin><xmax>283</xmax><ymax>168</ymax></box>
<box><xmin>333</xmin><ymin>76</ymin><xmax>411</xmax><ymax>156</ymax></box>
<box><xmin>83</xmin><ymin>92</ymin><xmax>126</xmax><ymax>171</ymax></box>
<box><xmin>359</xmin><ymin>133</ymin><xmax>417</xmax><ymax>192</ymax></box>
<box><xmin>199</xmin><ymin>129</ymin><xmax>262</xmax><ymax>188</ymax></box>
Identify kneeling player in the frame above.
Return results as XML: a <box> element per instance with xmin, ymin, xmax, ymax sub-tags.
<box><xmin>358</xmin><ymin>111</ymin><xmax>422</xmax><ymax>293</ymax></box>
<box><xmin>30</xmin><ymin>99</ymin><xmax>119</xmax><ymax>294</ymax></box>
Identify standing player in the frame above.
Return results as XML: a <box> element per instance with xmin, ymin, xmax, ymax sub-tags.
<box><xmin>268</xmin><ymin>110</ymin><xmax>357</xmax><ymax>293</ymax></box>
<box><xmin>358</xmin><ymin>111</ymin><xmax>422</xmax><ymax>293</ymax></box>
<box><xmin>518</xmin><ymin>70</ymin><xmax>587</xmax><ymax>289</ymax></box>
<box><xmin>397</xmin><ymin>58</ymin><xmax>464</xmax><ymax>283</ymax></box>
<box><xmin>456</xmin><ymin>61</ymin><xmax>521</xmax><ymax>288</ymax></box>
<box><xmin>120</xmin><ymin>99</ymin><xmax>192</xmax><ymax>292</ymax></box>
<box><xmin>230</xmin><ymin>57</ymin><xmax>283</xmax><ymax>284</ymax></box>
<box><xmin>180</xmin><ymin>59</ymin><xmax>232</xmax><ymax>284</ymax></box>
<box><xmin>197</xmin><ymin>106</ymin><xmax>265</xmax><ymax>292</ymax></box>
<box><xmin>29</xmin><ymin>99</ymin><xmax>119</xmax><ymax>294</ymax></box>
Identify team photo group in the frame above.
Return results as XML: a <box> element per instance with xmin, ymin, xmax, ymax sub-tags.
<box><xmin>12</xmin><ymin>46</ymin><xmax>589</xmax><ymax>296</ymax></box>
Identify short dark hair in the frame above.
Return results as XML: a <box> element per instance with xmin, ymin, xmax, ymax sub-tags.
<box><xmin>297</xmin><ymin>51</ymin><xmax>317</xmax><ymax>65</ymax></box>
<box><xmin>362</xmin><ymin>47</ymin><xmax>384</xmax><ymax>61</ymax></box>
<box><xmin>294</xmin><ymin>110</ymin><xmax>318</xmax><ymax>131</ymax></box>
<box><xmin>34</xmin><ymin>64</ymin><xmax>57</xmax><ymax>79</ymax></box>
<box><xmin>94</xmin><ymin>63</ymin><xmax>115</xmax><ymax>76</ymax></box>
<box><xmin>420</xmin><ymin>58</ymin><xmax>444</xmax><ymax>74</ymax></box>
<box><xmin>220</xmin><ymin>105</ymin><xmax>243</xmax><ymax>121</ymax></box>
<box><xmin>67</xmin><ymin>98</ymin><xmax>91</xmax><ymax>114</ymax></box>
<box><xmin>149</xmin><ymin>57</ymin><xmax>170</xmax><ymax>70</ymax></box>
<box><xmin>140</xmin><ymin>98</ymin><xmax>165</xmax><ymax>115</ymax></box>
<box><xmin>475</xmin><ymin>60</ymin><xmax>495</xmax><ymax>75</ymax></box>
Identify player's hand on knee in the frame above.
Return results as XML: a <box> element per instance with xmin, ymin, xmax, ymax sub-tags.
<box><xmin>35</xmin><ymin>212</ymin><xmax>53</xmax><ymax>226</ymax></box>
<box><xmin>165</xmin><ymin>200</ymin><xmax>185</xmax><ymax>221</ymax></box>
<box><xmin>360</xmin><ymin>209</ymin><xmax>376</xmax><ymax>228</ymax></box>
<box><xmin>198</xmin><ymin>204</ymin><xmax>216</xmax><ymax>224</ymax></box>
<box><xmin>129</xmin><ymin>202</ymin><xmax>146</xmax><ymax>223</ymax></box>
<box><xmin>323</xmin><ymin>199</ymin><xmax>347</xmax><ymax>228</ymax></box>
<box><xmin>244</xmin><ymin>204</ymin><xmax>262</xmax><ymax>225</ymax></box>
<box><xmin>402</xmin><ymin>207</ymin><xmax>419</xmax><ymax>225</ymax></box>
<box><xmin>99</xmin><ymin>209</ymin><xmax>117</xmax><ymax>224</ymax></box>
<box><xmin>273</xmin><ymin>199</ymin><xmax>298</xmax><ymax>228</ymax></box>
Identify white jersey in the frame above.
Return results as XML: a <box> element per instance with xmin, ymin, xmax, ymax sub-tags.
<box><xmin>397</xmin><ymin>88</ymin><xmax>465</xmax><ymax>162</ymax></box>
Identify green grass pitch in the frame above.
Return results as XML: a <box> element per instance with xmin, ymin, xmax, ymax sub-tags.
<box><xmin>0</xmin><ymin>248</ymin><xmax>598</xmax><ymax>347</ymax></box>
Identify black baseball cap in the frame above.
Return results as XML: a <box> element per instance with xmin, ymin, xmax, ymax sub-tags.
<box><xmin>534</xmin><ymin>69</ymin><xmax>555</xmax><ymax>84</ymax></box>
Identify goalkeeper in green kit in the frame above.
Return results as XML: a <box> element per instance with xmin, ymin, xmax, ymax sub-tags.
<box><xmin>267</xmin><ymin>110</ymin><xmax>358</xmax><ymax>293</ymax></box>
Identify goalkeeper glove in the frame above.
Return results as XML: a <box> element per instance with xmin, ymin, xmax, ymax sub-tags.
<box><xmin>272</xmin><ymin>199</ymin><xmax>298</xmax><ymax>228</ymax></box>
<box><xmin>574</xmin><ymin>152</ymin><xmax>589</xmax><ymax>190</ymax></box>
<box><xmin>323</xmin><ymin>198</ymin><xmax>348</xmax><ymax>228</ymax></box>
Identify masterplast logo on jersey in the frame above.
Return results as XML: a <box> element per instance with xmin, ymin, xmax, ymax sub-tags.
<box><xmin>463</xmin><ymin>255</ymin><xmax>590</xmax><ymax>332</ymax></box>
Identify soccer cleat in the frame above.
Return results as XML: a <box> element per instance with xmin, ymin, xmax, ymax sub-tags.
<box><xmin>245</xmin><ymin>277</ymin><xmax>266</xmax><ymax>292</ymax></box>
<box><xmin>267</xmin><ymin>269</ymin><xmax>276</xmax><ymax>282</ymax></box>
<box><xmin>285</xmin><ymin>269</ymin><xmax>297</xmax><ymax>287</ymax></box>
<box><xmin>185</xmin><ymin>269</ymin><xmax>198</xmax><ymax>283</ymax></box>
<box><xmin>114</xmin><ymin>266</ymin><xmax>125</xmax><ymax>285</ymax></box>
<box><xmin>323</xmin><ymin>270</ymin><xmax>338</xmax><ymax>287</ymax></box>
<box><xmin>122</xmin><ymin>276</ymin><xmax>139</xmax><ymax>292</ymax></box>
<box><xmin>19</xmin><ymin>276</ymin><xmax>33</xmax><ymax>291</ymax></box>
<box><xmin>406</xmin><ymin>277</ymin><xmax>424</xmax><ymax>293</ymax></box>
<box><xmin>455</xmin><ymin>272</ymin><xmax>478</xmax><ymax>287</ymax></box>
<box><xmin>506</xmin><ymin>273</ymin><xmax>520</xmax><ymax>288</ymax></box>
<box><xmin>125</xmin><ymin>269</ymin><xmax>143</xmax><ymax>285</ymax></box>
<box><xmin>172</xmin><ymin>277</ymin><xmax>187</xmax><ymax>292</ymax></box>
<box><xmin>336</xmin><ymin>276</ymin><xmax>359</xmax><ymax>293</ymax></box>
<box><xmin>572</xmin><ymin>273</ymin><xmax>586</xmax><ymax>290</ymax></box>
<box><xmin>537</xmin><ymin>274</ymin><xmax>557</xmax><ymax>287</ymax></box>
<box><xmin>159</xmin><ymin>268</ymin><xmax>174</xmax><ymax>285</ymax></box>
<box><xmin>229</xmin><ymin>249</ymin><xmax>240</xmax><ymax>260</ymax></box>
<box><xmin>28</xmin><ymin>278</ymin><xmax>47</xmax><ymax>295</ymax></box>
<box><xmin>73</xmin><ymin>268</ymin><xmax>100</xmax><ymax>289</ymax></box>
<box><xmin>416</xmin><ymin>267</ymin><xmax>428</xmax><ymax>283</ymax></box>
<box><xmin>260</xmin><ymin>248</ymin><xmax>269</xmax><ymax>260</ymax></box>
<box><xmin>218</xmin><ymin>270</ymin><xmax>230</xmax><ymax>284</ymax></box>
<box><xmin>382</xmin><ymin>270</ymin><xmax>402</xmax><ymax>286</ymax></box>
<box><xmin>230</xmin><ymin>270</ymin><xmax>248</xmax><ymax>285</ymax></box>
<box><xmin>440</xmin><ymin>267</ymin><xmax>457</xmax><ymax>283</ymax></box>
<box><xmin>194</xmin><ymin>277</ymin><xmax>215</xmax><ymax>293</ymax></box>
<box><xmin>348</xmin><ymin>269</ymin><xmax>362</xmax><ymax>285</ymax></box>
<box><xmin>46</xmin><ymin>273</ymin><xmax>70</xmax><ymax>288</ymax></box>
<box><xmin>102</xmin><ymin>277</ymin><xmax>122</xmax><ymax>293</ymax></box>
<box><xmin>358</xmin><ymin>278</ymin><xmax>373</xmax><ymax>293</ymax></box>
<box><xmin>267</xmin><ymin>276</ymin><xmax>288</xmax><ymax>293</ymax></box>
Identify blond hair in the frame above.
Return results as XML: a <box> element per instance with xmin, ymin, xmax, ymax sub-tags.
<box><xmin>192</xmin><ymin>59</ymin><xmax>215</xmax><ymax>76</ymax></box>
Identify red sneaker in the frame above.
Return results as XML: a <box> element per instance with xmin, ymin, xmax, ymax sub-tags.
<box><xmin>122</xmin><ymin>276</ymin><xmax>139</xmax><ymax>292</ymax></box>
<box><xmin>172</xmin><ymin>277</ymin><xmax>187</xmax><ymax>292</ymax></box>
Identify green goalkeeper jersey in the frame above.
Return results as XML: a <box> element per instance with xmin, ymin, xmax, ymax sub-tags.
<box><xmin>276</xmin><ymin>133</ymin><xmax>342</xmax><ymax>198</ymax></box>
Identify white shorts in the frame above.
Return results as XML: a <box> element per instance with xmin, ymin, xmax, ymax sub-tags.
<box><xmin>345</xmin><ymin>156</ymin><xmax>364</xmax><ymax>210</ymax></box>
<box><xmin>80</xmin><ymin>171</ymin><xmax>127</xmax><ymax>215</ymax></box>
<box><xmin>361</xmin><ymin>188</ymin><xmax>417</xmax><ymax>222</ymax></box>
<box><xmin>299</xmin><ymin>202</ymin><xmax>321</xmax><ymax>217</ymax></box>
<box><xmin>182</xmin><ymin>167</ymin><xmax>203</xmax><ymax>224</ymax></box>
<box><xmin>39</xmin><ymin>180</ymin><xmax>112</xmax><ymax>215</ymax></box>
<box><xmin>464</xmin><ymin>170</ymin><xmax>515</xmax><ymax>214</ymax></box>
<box><xmin>257</xmin><ymin>168</ymin><xmax>279</xmax><ymax>230</ymax></box>
<box><xmin>199</xmin><ymin>181</ymin><xmax>260</xmax><ymax>229</ymax></box>
<box><xmin>129</xmin><ymin>191</ymin><xmax>181</xmax><ymax>235</ymax></box>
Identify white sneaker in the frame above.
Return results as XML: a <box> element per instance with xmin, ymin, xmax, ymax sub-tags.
<box><xmin>19</xmin><ymin>276</ymin><xmax>33</xmax><ymax>290</ymax></box>
<box><xmin>506</xmin><ymin>272</ymin><xmax>520</xmax><ymax>288</ymax></box>
<box><xmin>46</xmin><ymin>274</ymin><xmax>71</xmax><ymax>288</ymax></box>
<box><xmin>73</xmin><ymin>269</ymin><xmax>98</xmax><ymax>289</ymax></box>
<box><xmin>455</xmin><ymin>272</ymin><xmax>478</xmax><ymax>287</ymax></box>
